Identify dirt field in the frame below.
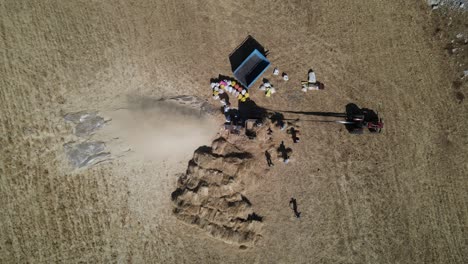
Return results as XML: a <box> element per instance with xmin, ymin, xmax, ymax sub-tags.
<box><xmin>1</xmin><ymin>0</ymin><xmax>467</xmax><ymax>263</ymax></box>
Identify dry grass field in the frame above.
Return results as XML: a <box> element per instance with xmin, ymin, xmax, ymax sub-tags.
<box><xmin>1</xmin><ymin>0</ymin><xmax>467</xmax><ymax>263</ymax></box>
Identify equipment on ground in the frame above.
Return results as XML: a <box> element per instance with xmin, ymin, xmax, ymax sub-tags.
<box><xmin>343</xmin><ymin>108</ymin><xmax>383</xmax><ymax>134</ymax></box>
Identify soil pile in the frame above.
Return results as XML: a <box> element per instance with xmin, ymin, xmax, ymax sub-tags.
<box><xmin>171</xmin><ymin>137</ymin><xmax>265</xmax><ymax>246</ymax></box>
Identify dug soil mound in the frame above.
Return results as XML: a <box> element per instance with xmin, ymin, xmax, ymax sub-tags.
<box><xmin>171</xmin><ymin>136</ymin><xmax>267</xmax><ymax>246</ymax></box>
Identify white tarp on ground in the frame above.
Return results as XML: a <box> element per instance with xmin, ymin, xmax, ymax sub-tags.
<box><xmin>64</xmin><ymin>141</ymin><xmax>110</xmax><ymax>168</ymax></box>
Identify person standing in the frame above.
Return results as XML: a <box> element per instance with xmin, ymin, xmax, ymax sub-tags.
<box><xmin>289</xmin><ymin>127</ymin><xmax>300</xmax><ymax>143</ymax></box>
<box><xmin>289</xmin><ymin>198</ymin><xmax>301</xmax><ymax>218</ymax></box>
<box><xmin>265</xmin><ymin>150</ymin><xmax>274</xmax><ymax>167</ymax></box>
<box><xmin>278</xmin><ymin>141</ymin><xmax>290</xmax><ymax>163</ymax></box>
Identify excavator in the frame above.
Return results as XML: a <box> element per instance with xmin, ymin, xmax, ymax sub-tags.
<box><xmin>271</xmin><ymin>103</ymin><xmax>384</xmax><ymax>134</ymax></box>
<box><xmin>341</xmin><ymin>105</ymin><xmax>384</xmax><ymax>134</ymax></box>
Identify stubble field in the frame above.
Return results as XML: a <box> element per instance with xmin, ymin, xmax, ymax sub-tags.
<box><xmin>1</xmin><ymin>1</ymin><xmax>467</xmax><ymax>263</ymax></box>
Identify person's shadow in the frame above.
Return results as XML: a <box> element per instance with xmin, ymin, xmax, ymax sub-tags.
<box><xmin>277</xmin><ymin>141</ymin><xmax>292</xmax><ymax>163</ymax></box>
<box><xmin>289</xmin><ymin>198</ymin><xmax>301</xmax><ymax>218</ymax></box>
<box><xmin>238</xmin><ymin>98</ymin><xmax>267</xmax><ymax>121</ymax></box>
<box><xmin>265</xmin><ymin>150</ymin><xmax>274</xmax><ymax>167</ymax></box>
<box><xmin>288</xmin><ymin>127</ymin><xmax>300</xmax><ymax>143</ymax></box>
<box><xmin>269</xmin><ymin>112</ymin><xmax>286</xmax><ymax>129</ymax></box>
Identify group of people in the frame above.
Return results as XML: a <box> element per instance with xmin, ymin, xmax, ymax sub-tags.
<box><xmin>262</xmin><ymin>111</ymin><xmax>301</xmax><ymax>166</ymax></box>
<box><xmin>209</xmin><ymin>72</ymin><xmax>308</xmax><ymax>219</ymax></box>
<box><xmin>266</xmin><ymin>113</ymin><xmax>304</xmax><ymax>220</ymax></box>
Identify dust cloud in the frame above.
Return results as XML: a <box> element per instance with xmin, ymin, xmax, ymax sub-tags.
<box><xmin>101</xmin><ymin>97</ymin><xmax>219</xmax><ymax>161</ymax></box>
